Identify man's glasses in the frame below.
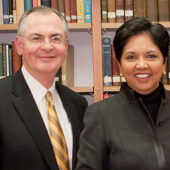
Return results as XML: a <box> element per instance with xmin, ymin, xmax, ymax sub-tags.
<box><xmin>21</xmin><ymin>34</ymin><xmax>67</xmax><ymax>47</ymax></box>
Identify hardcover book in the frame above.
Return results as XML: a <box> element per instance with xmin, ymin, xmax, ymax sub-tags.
<box><xmin>70</xmin><ymin>0</ymin><xmax>77</xmax><ymax>22</ymax></box>
<box><xmin>62</xmin><ymin>45</ymin><xmax>74</xmax><ymax>86</ymax></box>
<box><xmin>0</xmin><ymin>0</ymin><xmax>3</xmax><ymax>24</ymax></box>
<box><xmin>84</xmin><ymin>0</ymin><xmax>92</xmax><ymax>23</ymax></box>
<box><xmin>108</xmin><ymin>0</ymin><xmax>116</xmax><ymax>23</ymax></box>
<box><xmin>124</xmin><ymin>0</ymin><xmax>133</xmax><ymax>21</ymax></box>
<box><xmin>33</xmin><ymin>0</ymin><xmax>38</xmax><ymax>7</ymax></box>
<box><xmin>64</xmin><ymin>0</ymin><xmax>71</xmax><ymax>23</ymax></box>
<box><xmin>12</xmin><ymin>0</ymin><xmax>16</xmax><ymax>24</ymax></box>
<box><xmin>116</xmin><ymin>0</ymin><xmax>124</xmax><ymax>23</ymax></box>
<box><xmin>16</xmin><ymin>0</ymin><xmax>24</xmax><ymax>23</ymax></box>
<box><xmin>102</xmin><ymin>36</ymin><xmax>112</xmax><ymax>86</ymax></box>
<box><xmin>77</xmin><ymin>0</ymin><xmax>84</xmax><ymax>23</ymax></box>
<box><xmin>2</xmin><ymin>0</ymin><xmax>9</xmax><ymax>24</ymax></box>
<box><xmin>0</xmin><ymin>44</ymin><xmax>3</xmax><ymax>76</ymax></box>
<box><xmin>158</xmin><ymin>0</ymin><xmax>170</xmax><ymax>21</ymax></box>
<box><xmin>41</xmin><ymin>0</ymin><xmax>51</xmax><ymax>7</ymax></box>
<box><xmin>101</xmin><ymin>0</ymin><xmax>108</xmax><ymax>23</ymax></box>
<box><xmin>133</xmin><ymin>0</ymin><xmax>146</xmax><ymax>18</ymax></box>
<box><xmin>146</xmin><ymin>0</ymin><xmax>158</xmax><ymax>21</ymax></box>
<box><xmin>51</xmin><ymin>0</ymin><xmax>58</xmax><ymax>9</ymax></box>
<box><xmin>24</xmin><ymin>0</ymin><xmax>33</xmax><ymax>12</ymax></box>
<box><xmin>58</xmin><ymin>0</ymin><xmax>65</xmax><ymax>16</ymax></box>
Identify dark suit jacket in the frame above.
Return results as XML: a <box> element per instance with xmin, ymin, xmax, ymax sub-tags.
<box><xmin>0</xmin><ymin>70</ymin><xmax>88</xmax><ymax>170</ymax></box>
<box><xmin>76</xmin><ymin>83</ymin><xmax>170</xmax><ymax>170</ymax></box>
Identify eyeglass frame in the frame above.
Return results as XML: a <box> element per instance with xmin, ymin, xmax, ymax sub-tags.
<box><xmin>20</xmin><ymin>33</ymin><xmax>68</xmax><ymax>47</ymax></box>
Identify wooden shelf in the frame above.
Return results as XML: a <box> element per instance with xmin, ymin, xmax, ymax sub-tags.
<box><xmin>0</xmin><ymin>23</ymin><xmax>91</xmax><ymax>31</ymax></box>
<box><xmin>69</xmin><ymin>86</ymin><xmax>93</xmax><ymax>93</ymax></box>
<box><xmin>102</xmin><ymin>21</ymin><xmax>170</xmax><ymax>29</ymax></box>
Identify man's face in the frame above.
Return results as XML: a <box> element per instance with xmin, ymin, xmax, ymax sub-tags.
<box><xmin>15</xmin><ymin>12</ymin><xmax>68</xmax><ymax>79</ymax></box>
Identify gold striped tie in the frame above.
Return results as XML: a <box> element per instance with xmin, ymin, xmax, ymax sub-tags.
<box><xmin>46</xmin><ymin>91</ymin><xmax>70</xmax><ymax>170</ymax></box>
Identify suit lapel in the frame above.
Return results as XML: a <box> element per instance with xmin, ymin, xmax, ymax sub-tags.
<box><xmin>56</xmin><ymin>83</ymin><xmax>81</xmax><ymax>169</ymax></box>
<box><xmin>11</xmin><ymin>70</ymin><xmax>58</xmax><ymax>170</ymax></box>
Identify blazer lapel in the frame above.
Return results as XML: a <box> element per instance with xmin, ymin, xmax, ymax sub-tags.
<box><xmin>11</xmin><ymin>70</ymin><xmax>58</xmax><ymax>170</ymax></box>
<box><xmin>56</xmin><ymin>83</ymin><xmax>81</xmax><ymax>169</ymax></box>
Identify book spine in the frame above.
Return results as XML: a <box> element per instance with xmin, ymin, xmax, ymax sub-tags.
<box><xmin>41</xmin><ymin>0</ymin><xmax>51</xmax><ymax>7</ymax></box>
<box><xmin>12</xmin><ymin>41</ymin><xmax>22</xmax><ymax>74</ymax></box>
<box><xmin>2</xmin><ymin>44</ymin><xmax>7</xmax><ymax>76</ymax></box>
<box><xmin>116</xmin><ymin>0</ymin><xmax>124</xmax><ymax>23</ymax></box>
<box><xmin>8</xmin><ymin>45</ymin><xmax>13</xmax><ymax>75</ymax></box>
<box><xmin>133</xmin><ymin>0</ymin><xmax>146</xmax><ymax>18</ymax></box>
<box><xmin>32</xmin><ymin>0</ymin><xmax>38</xmax><ymax>8</ymax></box>
<box><xmin>146</xmin><ymin>0</ymin><xmax>158</xmax><ymax>21</ymax></box>
<box><xmin>24</xmin><ymin>0</ymin><xmax>33</xmax><ymax>12</ymax></box>
<box><xmin>51</xmin><ymin>0</ymin><xmax>58</xmax><ymax>9</ymax></box>
<box><xmin>12</xmin><ymin>0</ymin><xmax>16</xmax><ymax>24</ymax></box>
<box><xmin>0</xmin><ymin>44</ymin><xmax>3</xmax><ymax>76</ymax></box>
<box><xmin>0</xmin><ymin>0</ymin><xmax>3</xmax><ymax>24</ymax></box>
<box><xmin>58</xmin><ymin>0</ymin><xmax>65</xmax><ymax>16</ymax></box>
<box><xmin>124</xmin><ymin>0</ymin><xmax>133</xmax><ymax>21</ymax></box>
<box><xmin>2</xmin><ymin>0</ymin><xmax>9</xmax><ymax>24</ymax></box>
<box><xmin>16</xmin><ymin>0</ymin><xmax>24</xmax><ymax>24</ymax></box>
<box><xmin>76</xmin><ymin>0</ymin><xmax>84</xmax><ymax>23</ymax></box>
<box><xmin>111</xmin><ymin>44</ymin><xmax>120</xmax><ymax>86</ymax></box>
<box><xmin>84</xmin><ymin>0</ymin><xmax>91</xmax><ymax>23</ymax></box>
<box><xmin>55</xmin><ymin>68</ymin><xmax>62</xmax><ymax>84</ymax></box>
<box><xmin>108</xmin><ymin>0</ymin><xmax>116</xmax><ymax>23</ymax></box>
<box><xmin>70</xmin><ymin>0</ymin><xmax>77</xmax><ymax>22</ymax></box>
<box><xmin>102</xmin><ymin>36</ymin><xmax>112</xmax><ymax>86</ymax></box>
<box><xmin>64</xmin><ymin>0</ymin><xmax>71</xmax><ymax>23</ymax></box>
<box><xmin>158</xmin><ymin>0</ymin><xmax>170</xmax><ymax>21</ymax></box>
<box><xmin>101</xmin><ymin>0</ymin><xmax>108</xmax><ymax>23</ymax></box>
<box><xmin>38</xmin><ymin>0</ymin><xmax>41</xmax><ymax>6</ymax></box>
<box><xmin>8</xmin><ymin>0</ymin><xmax>13</xmax><ymax>23</ymax></box>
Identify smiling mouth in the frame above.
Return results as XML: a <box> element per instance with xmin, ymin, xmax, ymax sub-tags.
<box><xmin>136</xmin><ymin>74</ymin><xmax>151</xmax><ymax>78</ymax></box>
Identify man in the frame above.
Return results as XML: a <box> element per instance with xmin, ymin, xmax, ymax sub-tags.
<box><xmin>0</xmin><ymin>6</ymin><xmax>87</xmax><ymax>170</ymax></box>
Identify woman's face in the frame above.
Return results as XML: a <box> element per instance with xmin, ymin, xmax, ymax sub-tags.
<box><xmin>120</xmin><ymin>33</ymin><xmax>166</xmax><ymax>95</ymax></box>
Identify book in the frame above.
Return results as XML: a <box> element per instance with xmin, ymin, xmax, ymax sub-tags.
<box><xmin>55</xmin><ymin>68</ymin><xmax>61</xmax><ymax>84</ymax></box>
<box><xmin>158</xmin><ymin>0</ymin><xmax>170</xmax><ymax>21</ymax></box>
<box><xmin>2</xmin><ymin>43</ymin><xmax>7</xmax><ymax>76</ymax></box>
<box><xmin>51</xmin><ymin>0</ymin><xmax>58</xmax><ymax>9</ymax></box>
<box><xmin>2</xmin><ymin>0</ymin><xmax>9</xmax><ymax>24</ymax></box>
<box><xmin>77</xmin><ymin>0</ymin><xmax>84</xmax><ymax>23</ymax></box>
<box><xmin>8</xmin><ymin>0</ymin><xmax>13</xmax><ymax>23</ymax></box>
<box><xmin>102</xmin><ymin>36</ymin><xmax>112</xmax><ymax>86</ymax></box>
<box><xmin>0</xmin><ymin>0</ymin><xmax>3</xmax><ymax>24</ymax></box>
<box><xmin>38</xmin><ymin>0</ymin><xmax>41</xmax><ymax>6</ymax></box>
<box><xmin>13</xmin><ymin>0</ymin><xmax>16</xmax><ymax>24</ymax></box>
<box><xmin>133</xmin><ymin>0</ymin><xmax>146</xmax><ymax>18</ymax></box>
<box><xmin>116</xmin><ymin>0</ymin><xmax>124</xmax><ymax>23</ymax></box>
<box><xmin>111</xmin><ymin>44</ymin><xmax>120</xmax><ymax>86</ymax></box>
<box><xmin>0</xmin><ymin>44</ymin><xmax>3</xmax><ymax>76</ymax></box>
<box><xmin>70</xmin><ymin>0</ymin><xmax>77</xmax><ymax>22</ymax></box>
<box><xmin>41</xmin><ymin>0</ymin><xmax>51</xmax><ymax>7</ymax></box>
<box><xmin>32</xmin><ymin>0</ymin><xmax>38</xmax><ymax>7</ymax></box>
<box><xmin>62</xmin><ymin>45</ymin><xmax>74</xmax><ymax>86</ymax></box>
<box><xmin>12</xmin><ymin>41</ymin><xmax>22</xmax><ymax>74</ymax></box>
<box><xmin>58</xmin><ymin>0</ymin><xmax>65</xmax><ymax>17</ymax></box>
<box><xmin>101</xmin><ymin>0</ymin><xmax>108</xmax><ymax>23</ymax></box>
<box><xmin>16</xmin><ymin>0</ymin><xmax>24</xmax><ymax>23</ymax></box>
<box><xmin>146</xmin><ymin>0</ymin><xmax>158</xmax><ymax>21</ymax></box>
<box><xmin>8</xmin><ymin>44</ymin><xmax>13</xmax><ymax>75</ymax></box>
<box><xmin>64</xmin><ymin>0</ymin><xmax>71</xmax><ymax>23</ymax></box>
<box><xmin>24</xmin><ymin>0</ymin><xmax>33</xmax><ymax>12</ymax></box>
<box><xmin>108</xmin><ymin>0</ymin><xmax>116</xmax><ymax>23</ymax></box>
<box><xmin>84</xmin><ymin>0</ymin><xmax>92</xmax><ymax>23</ymax></box>
<box><xmin>124</xmin><ymin>0</ymin><xmax>133</xmax><ymax>21</ymax></box>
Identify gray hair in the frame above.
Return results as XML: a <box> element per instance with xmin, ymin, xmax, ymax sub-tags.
<box><xmin>17</xmin><ymin>6</ymin><xmax>68</xmax><ymax>38</ymax></box>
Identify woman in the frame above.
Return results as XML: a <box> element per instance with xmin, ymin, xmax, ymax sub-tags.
<box><xmin>76</xmin><ymin>18</ymin><xmax>170</xmax><ymax>170</ymax></box>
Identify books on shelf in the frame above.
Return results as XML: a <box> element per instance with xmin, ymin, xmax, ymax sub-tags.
<box><xmin>84</xmin><ymin>0</ymin><xmax>91</xmax><ymax>23</ymax></box>
<box><xmin>64</xmin><ymin>0</ymin><xmax>71</xmax><ymax>23</ymax></box>
<box><xmin>108</xmin><ymin>0</ymin><xmax>116</xmax><ymax>23</ymax></box>
<box><xmin>77</xmin><ymin>0</ymin><xmax>85</xmax><ymax>23</ymax></box>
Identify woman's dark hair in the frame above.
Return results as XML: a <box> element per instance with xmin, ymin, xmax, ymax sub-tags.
<box><xmin>113</xmin><ymin>17</ymin><xmax>170</xmax><ymax>63</ymax></box>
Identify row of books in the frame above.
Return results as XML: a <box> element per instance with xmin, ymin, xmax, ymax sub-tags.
<box><xmin>102</xmin><ymin>0</ymin><xmax>170</xmax><ymax>23</ymax></box>
<box><xmin>102</xmin><ymin>36</ymin><xmax>170</xmax><ymax>87</ymax></box>
<box><xmin>0</xmin><ymin>42</ymin><xmax>75</xmax><ymax>87</ymax></box>
<box><xmin>0</xmin><ymin>0</ymin><xmax>92</xmax><ymax>24</ymax></box>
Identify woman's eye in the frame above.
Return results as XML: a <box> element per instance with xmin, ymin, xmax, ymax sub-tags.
<box><xmin>126</xmin><ymin>55</ymin><xmax>135</xmax><ymax>60</ymax></box>
<box><xmin>147</xmin><ymin>55</ymin><xmax>157</xmax><ymax>59</ymax></box>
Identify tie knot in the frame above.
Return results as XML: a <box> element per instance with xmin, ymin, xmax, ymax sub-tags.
<box><xmin>46</xmin><ymin>91</ymin><xmax>52</xmax><ymax>101</ymax></box>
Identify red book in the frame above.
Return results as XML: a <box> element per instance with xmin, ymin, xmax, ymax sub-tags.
<box><xmin>70</xmin><ymin>0</ymin><xmax>77</xmax><ymax>22</ymax></box>
<box><xmin>32</xmin><ymin>0</ymin><xmax>38</xmax><ymax>7</ymax></box>
<box><xmin>12</xmin><ymin>41</ymin><xmax>22</xmax><ymax>73</ymax></box>
<box><xmin>51</xmin><ymin>0</ymin><xmax>58</xmax><ymax>9</ymax></box>
<box><xmin>64</xmin><ymin>0</ymin><xmax>71</xmax><ymax>23</ymax></box>
<box><xmin>111</xmin><ymin>44</ymin><xmax>121</xmax><ymax>86</ymax></box>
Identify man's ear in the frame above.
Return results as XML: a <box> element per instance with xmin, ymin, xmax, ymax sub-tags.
<box><xmin>15</xmin><ymin>36</ymin><xmax>23</xmax><ymax>56</ymax></box>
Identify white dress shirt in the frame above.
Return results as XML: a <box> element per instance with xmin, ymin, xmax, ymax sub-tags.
<box><xmin>21</xmin><ymin>66</ymin><xmax>73</xmax><ymax>169</ymax></box>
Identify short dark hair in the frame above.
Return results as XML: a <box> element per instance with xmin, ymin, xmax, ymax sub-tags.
<box><xmin>113</xmin><ymin>17</ymin><xmax>170</xmax><ymax>63</ymax></box>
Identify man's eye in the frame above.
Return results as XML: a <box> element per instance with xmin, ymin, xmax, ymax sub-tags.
<box><xmin>51</xmin><ymin>36</ymin><xmax>61</xmax><ymax>41</ymax></box>
<box><xmin>32</xmin><ymin>37</ymin><xmax>42</xmax><ymax>41</ymax></box>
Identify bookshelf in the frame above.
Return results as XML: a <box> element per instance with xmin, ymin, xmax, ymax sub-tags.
<box><xmin>1</xmin><ymin>0</ymin><xmax>170</xmax><ymax>102</ymax></box>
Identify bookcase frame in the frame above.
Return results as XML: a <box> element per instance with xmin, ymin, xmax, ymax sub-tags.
<box><xmin>1</xmin><ymin>0</ymin><xmax>170</xmax><ymax>102</ymax></box>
